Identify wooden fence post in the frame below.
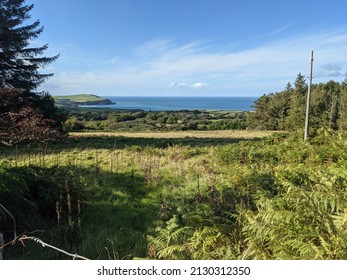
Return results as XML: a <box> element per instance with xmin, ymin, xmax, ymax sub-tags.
<box><xmin>0</xmin><ymin>232</ymin><xmax>4</xmax><ymax>260</ymax></box>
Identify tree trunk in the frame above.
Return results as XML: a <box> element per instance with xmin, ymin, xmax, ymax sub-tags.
<box><xmin>329</xmin><ymin>93</ymin><xmax>338</xmax><ymax>130</ymax></box>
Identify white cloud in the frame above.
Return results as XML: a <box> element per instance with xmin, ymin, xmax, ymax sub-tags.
<box><xmin>170</xmin><ymin>81</ymin><xmax>209</xmax><ymax>91</ymax></box>
<box><xmin>44</xmin><ymin>28</ymin><xmax>347</xmax><ymax>96</ymax></box>
<box><xmin>134</xmin><ymin>38</ymin><xmax>173</xmax><ymax>58</ymax></box>
<box><xmin>170</xmin><ymin>82</ymin><xmax>187</xmax><ymax>88</ymax></box>
<box><xmin>265</xmin><ymin>24</ymin><xmax>293</xmax><ymax>36</ymax></box>
<box><xmin>191</xmin><ymin>82</ymin><xmax>209</xmax><ymax>89</ymax></box>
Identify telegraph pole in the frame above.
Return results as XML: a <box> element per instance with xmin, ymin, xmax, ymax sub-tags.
<box><xmin>304</xmin><ymin>50</ymin><xmax>314</xmax><ymax>141</ymax></box>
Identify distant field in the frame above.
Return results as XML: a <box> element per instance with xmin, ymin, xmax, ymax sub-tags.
<box><xmin>70</xmin><ymin>130</ymin><xmax>274</xmax><ymax>139</ymax></box>
<box><xmin>54</xmin><ymin>94</ymin><xmax>105</xmax><ymax>102</ymax></box>
<box><xmin>67</xmin><ymin>130</ymin><xmax>276</xmax><ymax>148</ymax></box>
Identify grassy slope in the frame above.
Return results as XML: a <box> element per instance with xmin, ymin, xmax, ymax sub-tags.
<box><xmin>3</xmin><ymin>130</ymin><xmax>346</xmax><ymax>260</ymax></box>
<box><xmin>54</xmin><ymin>94</ymin><xmax>110</xmax><ymax>103</ymax></box>
<box><xmin>1</xmin><ymin>130</ymin><xmax>271</xmax><ymax>259</ymax></box>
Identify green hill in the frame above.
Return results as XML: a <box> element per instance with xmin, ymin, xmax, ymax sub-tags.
<box><xmin>54</xmin><ymin>94</ymin><xmax>115</xmax><ymax>107</ymax></box>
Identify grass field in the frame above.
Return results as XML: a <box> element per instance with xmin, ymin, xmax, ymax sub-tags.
<box><xmin>70</xmin><ymin>130</ymin><xmax>273</xmax><ymax>139</ymax></box>
<box><xmin>67</xmin><ymin>130</ymin><xmax>274</xmax><ymax>149</ymax></box>
<box><xmin>2</xmin><ymin>129</ymin><xmax>346</xmax><ymax>260</ymax></box>
<box><xmin>1</xmin><ymin>130</ymin><xmax>272</xmax><ymax>259</ymax></box>
<box><xmin>54</xmin><ymin>94</ymin><xmax>108</xmax><ymax>103</ymax></box>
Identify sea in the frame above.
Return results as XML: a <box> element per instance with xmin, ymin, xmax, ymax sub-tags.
<box><xmin>83</xmin><ymin>96</ymin><xmax>258</xmax><ymax>111</ymax></box>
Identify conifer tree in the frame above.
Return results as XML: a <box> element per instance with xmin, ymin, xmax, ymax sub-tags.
<box><xmin>0</xmin><ymin>0</ymin><xmax>65</xmax><ymax>145</ymax></box>
<box><xmin>0</xmin><ymin>0</ymin><xmax>58</xmax><ymax>91</ymax></box>
<box><xmin>338</xmin><ymin>74</ymin><xmax>347</xmax><ymax>130</ymax></box>
<box><xmin>284</xmin><ymin>73</ymin><xmax>307</xmax><ymax>130</ymax></box>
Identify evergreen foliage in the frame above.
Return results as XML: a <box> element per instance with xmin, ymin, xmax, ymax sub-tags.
<box><xmin>0</xmin><ymin>0</ymin><xmax>58</xmax><ymax>91</ymax></box>
<box><xmin>0</xmin><ymin>0</ymin><xmax>65</xmax><ymax>145</ymax></box>
<box><xmin>247</xmin><ymin>73</ymin><xmax>347</xmax><ymax>131</ymax></box>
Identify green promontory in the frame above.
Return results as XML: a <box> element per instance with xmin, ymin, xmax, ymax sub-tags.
<box><xmin>54</xmin><ymin>94</ymin><xmax>115</xmax><ymax>107</ymax></box>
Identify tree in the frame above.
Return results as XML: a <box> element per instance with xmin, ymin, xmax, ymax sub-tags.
<box><xmin>338</xmin><ymin>74</ymin><xmax>347</xmax><ymax>130</ymax></box>
<box><xmin>0</xmin><ymin>0</ymin><xmax>58</xmax><ymax>91</ymax></box>
<box><xmin>0</xmin><ymin>0</ymin><xmax>65</xmax><ymax>145</ymax></box>
<box><xmin>285</xmin><ymin>73</ymin><xmax>307</xmax><ymax>130</ymax></box>
<box><xmin>0</xmin><ymin>88</ymin><xmax>64</xmax><ymax>146</ymax></box>
<box><xmin>166</xmin><ymin>114</ymin><xmax>177</xmax><ymax>124</ymax></box>
<box><xmin>248</xmin><ymin>94</ymin><xmax>272</xmax><ymax>129</ymax></box>
<box><xmin>284</xmin><ymin>82</ymin><xmax>293</xmax><ymax>92</ymax></box>
<box><xmin>247</xmin><ymin>74</ymin><xmax>346</xmax><ymax>132</ymax></box>
<box><xmin>325</xmin><ymin>81</ymin><xmax>340</xmax><ymax>130</ymax></box>
<box><xmin>294</xmin><ymin>72</ymin><xmax>307</xmax><ymax>95</ymax></box>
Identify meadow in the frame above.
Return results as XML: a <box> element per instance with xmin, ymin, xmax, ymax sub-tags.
<box><xmin>1</xmin><ymin>129</ymin><xmax>347</xmax><ymax>260</ymax></box>
<box><xmin>2</xmin><ymin>0</ymin><xmax>346</xmax><ymax>262</ymax></box>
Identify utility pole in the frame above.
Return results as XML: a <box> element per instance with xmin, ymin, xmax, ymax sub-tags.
<box><xmin>304</xmin><ymin>50</ymin><xmax>314</xmax><ymax>141</ymax></box>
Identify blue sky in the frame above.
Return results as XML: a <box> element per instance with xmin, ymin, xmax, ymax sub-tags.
<box><xmin>27</xmin><ymin>0</ymin><xmax>347</xmax><ymax>96</ymax></box>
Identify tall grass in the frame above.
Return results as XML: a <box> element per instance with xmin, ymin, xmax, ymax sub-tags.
<box><xmin>1</xmin><ymin>131</ymin><xmax>264</xmax><ymax>259</ymax></box>
<box><xmin>3</xmin><ymin>130</ymin><xmax>345</xmax><ymax>260</ymax></box>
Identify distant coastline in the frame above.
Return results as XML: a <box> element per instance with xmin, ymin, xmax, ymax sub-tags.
<box><xmin>79</xmin><ymin>96</ymin><xmax>258</xmax><ymax>111</ymax></box>
<box><xmin>54</xmin><ymin>94</ymin><xmax>115</xmax><ymax>108</ymax></box>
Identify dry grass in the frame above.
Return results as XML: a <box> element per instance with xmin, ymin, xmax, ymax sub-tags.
<box><xmin>70</xmin><ymin>130</ymin><xmax>275</xmax><ymax>139</ymax></box>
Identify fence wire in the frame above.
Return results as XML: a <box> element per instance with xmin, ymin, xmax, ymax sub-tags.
<box><xmin>0</xmin><ymin>233</ymin><xmax>89</xmax><ymax>260</ymax></box>
<box><xmin>0</xmin><ymin>203</ymin><xmax>17</xmax><ymax>239</ymax></box>
<box><xmin>18</xmin><ymin>235</ymin><xmax>90</xmax><ymax>260</ymax></box>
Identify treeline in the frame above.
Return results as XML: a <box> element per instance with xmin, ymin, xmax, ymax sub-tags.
<box><xmin>63</xmin><ymin>73</ymin><xmax>347</xmax><ymax>133</ymax></box>
<box><xmin>64</xmin><ymin>110</ymin><xmax>248</xmax><ymax>132</ymax></box>
<box><xmin>247</xmin><ymin>73</ymin><xmax>347</xmax><ymax>131</ymax></box>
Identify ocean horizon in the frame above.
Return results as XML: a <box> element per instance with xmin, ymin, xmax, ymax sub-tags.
<box><xmin>83</xmin><ymin>96</ymin><xmax>258</xmax><ymax>111</ymax></box>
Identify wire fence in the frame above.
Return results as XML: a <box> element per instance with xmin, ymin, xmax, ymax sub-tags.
<box><xmin>0</xmin><ymin>232</ymin><xmax>89</xmax><ymax>260</ymax></box>
<box><xmin>0</xmin><ymin>233</ymin><xmax>3</xmax><ymax>260</ymax></box>
<box><xmin>18</xmin><ymin>235</ymin><xmax>89</xmax><ymax>260</ymax></box>
<box><xmin>0</xmin><ymin>203</ymin><xmax>17</xmax><ymax>239</ymax></box>
<box><xmin>1</xmin><ymin>202</ymin><xmax>88</xmax><ymax>260</ymax></box>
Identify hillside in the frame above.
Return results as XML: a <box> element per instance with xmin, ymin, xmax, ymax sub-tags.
<box><xmin>1</xmin><ymin>130</ymin><xmax>347</xmax><ymax>260</ymax></box>
<box><xmin>54</xmin><ymin>94</ymin><xmax>115</xmax><ymax>107</ymax></box>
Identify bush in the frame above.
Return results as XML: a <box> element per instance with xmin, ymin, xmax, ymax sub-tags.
<box><xmin>0</xmin><ymin>164</ymin><xmax>85</xmax><ymax>242</ymax></box>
